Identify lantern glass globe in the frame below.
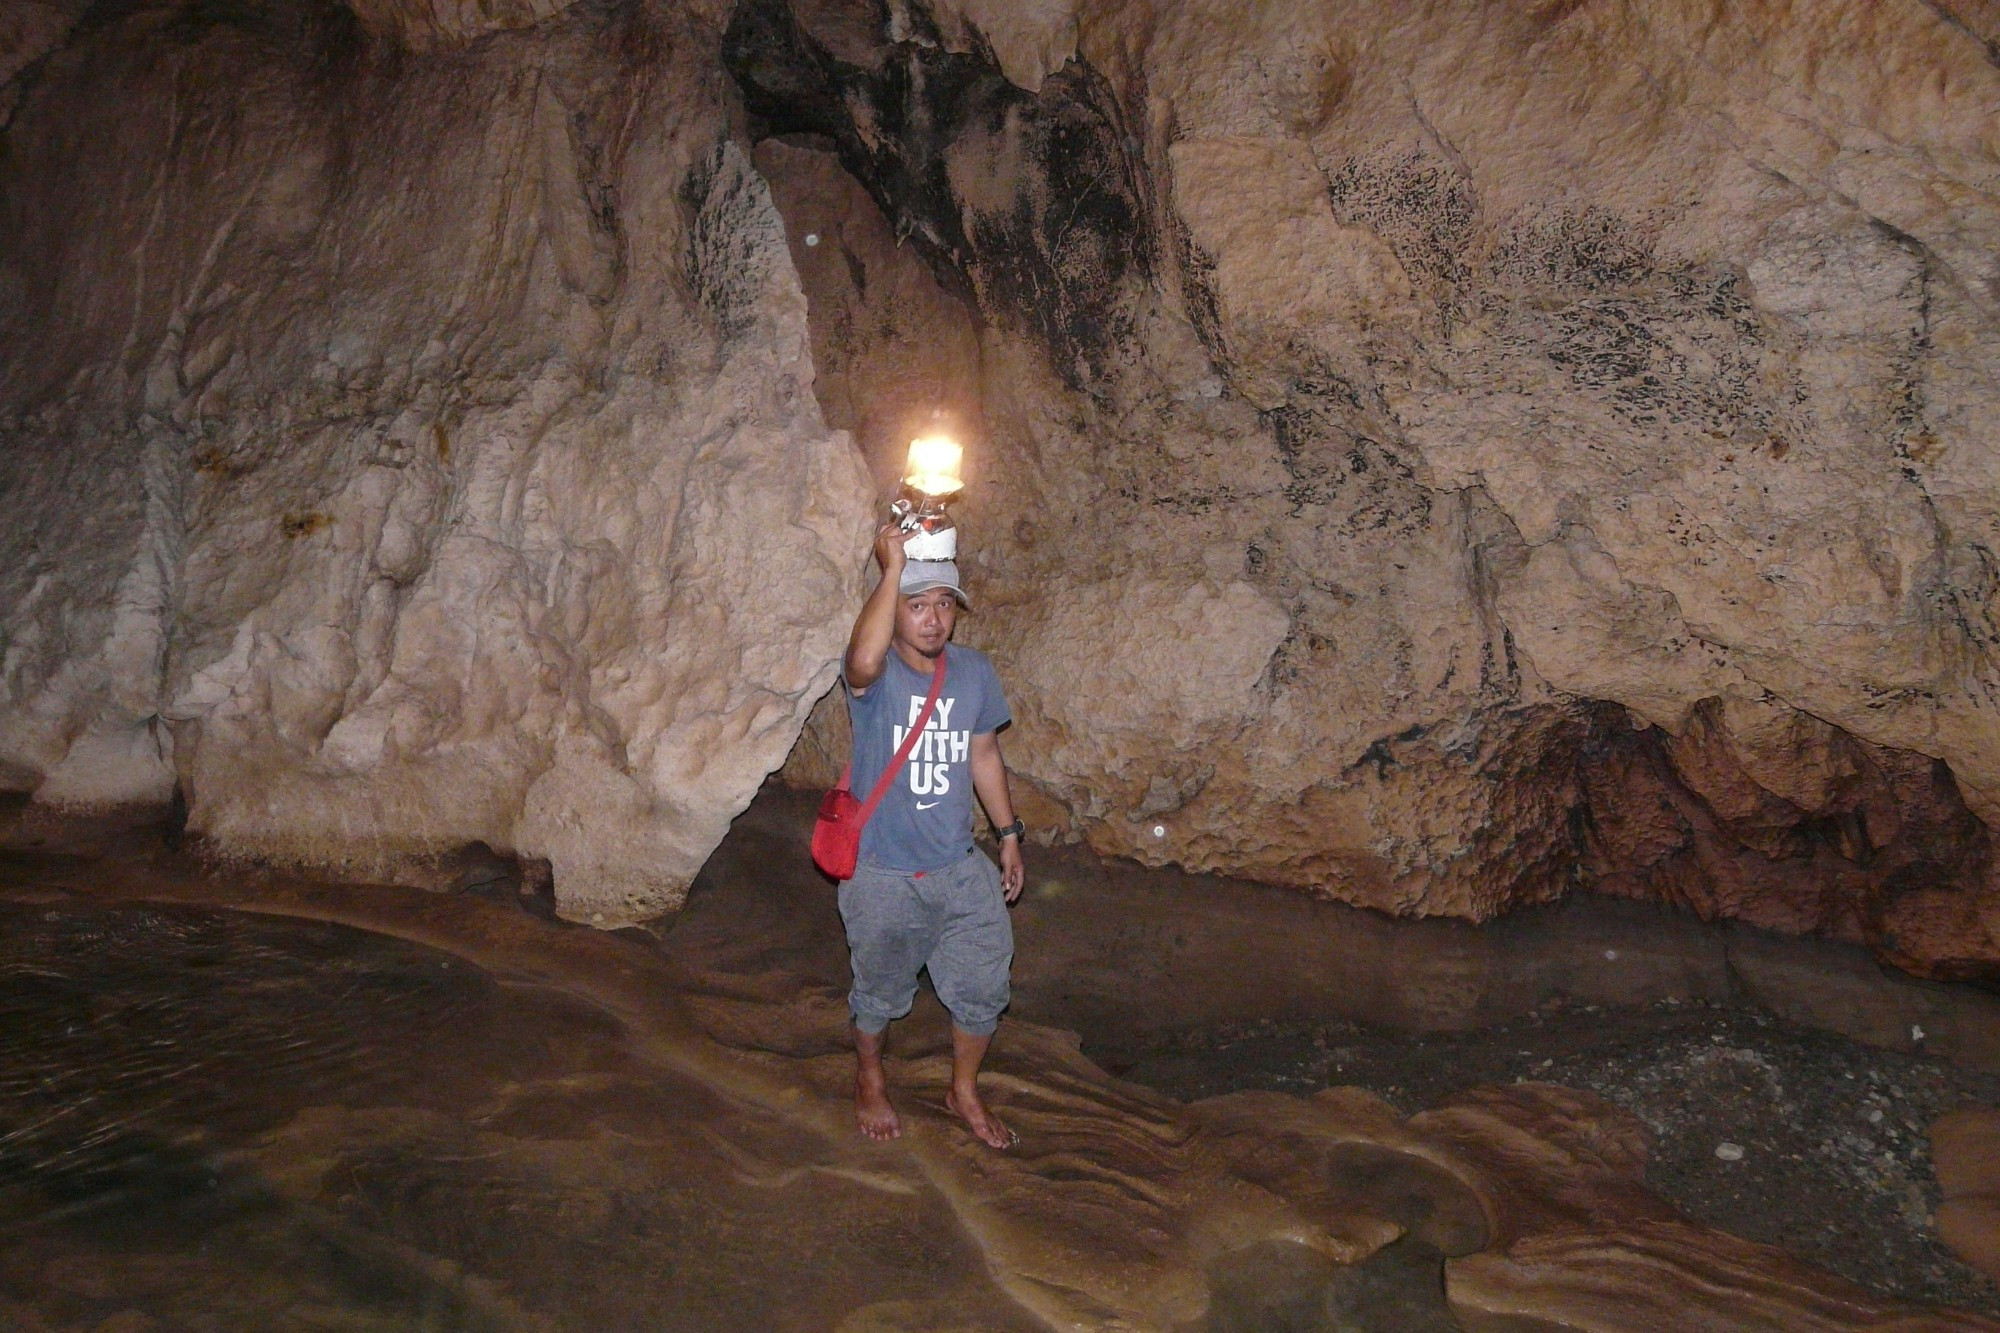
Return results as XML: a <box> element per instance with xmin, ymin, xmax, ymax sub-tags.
<box><xmin>904</xmin><ymin>435</ymin><xmax>964</xmax><ymax>497</ymax></box>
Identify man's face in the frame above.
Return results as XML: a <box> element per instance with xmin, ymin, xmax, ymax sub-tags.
<box><xmin>894</xmin><ymin>587</ymin><xmax>959</xmax><ymax>658</ymax></box>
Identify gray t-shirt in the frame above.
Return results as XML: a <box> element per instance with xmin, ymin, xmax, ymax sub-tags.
<box><xmin>847</xmin><ymin>643</ymin><xmax>1011</xmax><ymax>873</ymax></box>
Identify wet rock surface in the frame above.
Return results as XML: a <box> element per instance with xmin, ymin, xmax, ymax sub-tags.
<box><xmin>0</xmin><ymin>881</ymin><xmax>1036</xmax><ymax>1330</ymax></box>
<box><xmin>1122</xmin><ymin>1002</ymin><xmax>2000</xmax><ymax>1319</ymax></box>
<box><xmin>5</xmin><ymin>794</ymin><xmax>2000</xmax><ymax>1328</ymax></box>
<box><xmin>698</xmin><ymin>791</ymin><xmax>2000</xmax><ymax>1328</ymax></box>
<box><xmin>1937</xmin><ymin>1110</ymin><xmax>2000</xmax><ymax>1288</ymax></box>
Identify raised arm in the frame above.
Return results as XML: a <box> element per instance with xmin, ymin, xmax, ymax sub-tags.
<box><xmin>970</xmin><ymin>730</ymin><xmax>1024</xmax><ymax>902</ymax></box>
<box><xmin>844</xmin><ymin>523</ymin><xmax>908</xmax><ymax>693</ymax></box>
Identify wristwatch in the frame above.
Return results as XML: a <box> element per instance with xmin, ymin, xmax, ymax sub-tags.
<box><xmin>994</xmin><ymin>818</ymin><xmax>1026</xmax><ymax>842</ymax></box>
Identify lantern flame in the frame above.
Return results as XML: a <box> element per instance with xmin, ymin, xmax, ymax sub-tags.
<box><xmin>903</xmin><ymin>435</ymin><xmax>964</xmax><ymax>497</ymax></box>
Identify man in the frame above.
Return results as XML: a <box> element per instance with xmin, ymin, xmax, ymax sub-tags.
<box><xmin>839</xmin><ymin>522</ymin><xmax>1026</xmax><ymax>1150</ymax></box>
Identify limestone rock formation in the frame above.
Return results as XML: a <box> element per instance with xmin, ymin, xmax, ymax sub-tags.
<box><xmin>0</xmin><ymin>0</ymin><xmax>873</xmax><ymax>922</ymax></box>
<box><xmin>340</xmin><ymin>0</ymin><xmax>576</xmax><ymax>49</ymax></box>
<box><xmin>0</xmin><ymin>0</ymin><xmax>88</xmax><ymax>98</ymax></box>
<box><xmin>924</xmin><ymin>0</ymin><xmax>1076</xmax><ymax>93</ymax></box>
<box><xmin>734</xmin><ymin>0</ymin><xmax>2000</xmax><ymax>974</ymax></box>
<box><xmin>1935</xmin><ymin>1109</ymin><xmax>2000</xmax><ymax>1286</ymax></box>
<box><xmin>1423</xmin><ymin>1083</ymin><xmax>1995</xmax><ymax>1332</ymax></box>
<box><xmin>6</xmin><ymin>0</ymin><xmax>2000</xmax><ymax>966</ymax></box>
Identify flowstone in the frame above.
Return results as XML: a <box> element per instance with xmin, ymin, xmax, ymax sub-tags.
<box><xmin>2</xmin><ymin>803</ymin><xmax>1996</xmax><ymax>1331</ymax></box>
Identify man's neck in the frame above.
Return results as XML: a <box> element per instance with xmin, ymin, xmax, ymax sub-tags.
<box><xmin>891</xmin><ymin>638</ymin><xmax>942</xmax><ymax>676</ymax></box>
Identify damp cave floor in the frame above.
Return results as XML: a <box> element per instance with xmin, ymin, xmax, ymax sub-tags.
<box><xmin>692</xmin><ymin>789</ymin><xmax>2000</xmax><ymax>1322</ymax></box>
<box><xmin>1</xmin><ymin>784</ymin><xmax>1998</xmax><ymax>1328</ymax></box>
<box><xmin>1111</xmin><ymin>998</ymin><xmax>2000</xmax><ymax>1318</ymax></box>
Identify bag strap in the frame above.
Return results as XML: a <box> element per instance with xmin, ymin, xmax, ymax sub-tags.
<box><xmin>855</xmin><ymin>651</ymin><xmax>949</xmax><ymax>822</ymax></box>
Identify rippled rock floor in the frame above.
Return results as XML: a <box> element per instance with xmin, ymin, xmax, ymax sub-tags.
<box><xmin>0</xmin><ymin>903</ymin><xmax>1032</xmax><ymax>1331</ymax></box>
<box><xmin>3</xmin><ymin>788</ymin><xmax>1999</xmax><ymax>1331</ymax></box>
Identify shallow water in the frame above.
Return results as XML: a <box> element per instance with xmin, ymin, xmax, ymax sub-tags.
<box><xmin>0</xmin><ymin>899</ymin><xmax>1032</xmax><ymax>1332</ymax></box>
<box><xmin>0</xmin><ymin>903</ymin><xmax>504</xmax><ymax>1327</ymax></box>
<box><xmin>5</xmin><ymin>793</ymin><xmax>2000</xmax><ymax>1331</ymax></box>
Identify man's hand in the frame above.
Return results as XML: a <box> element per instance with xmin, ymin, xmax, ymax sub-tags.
<box><xmin>873</xmin><ymin>522</ymin><xmax>910</xmax><ymax>573</ymax></box>
<box><xmin>971</xmin><ymin>732</ymin><xmax>1024</xmax><ymax>902</ymax></box>
<box><xmin>998</xmin><ymin>836</ymin><xmax>1024</xmax><ymax>903</ymax></box>
<box><xmin>847</xmin><ymin>523</ymin><xmax>911</xmax><ymax>692</ymax></box>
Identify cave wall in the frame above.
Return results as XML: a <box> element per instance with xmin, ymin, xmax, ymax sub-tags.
<box><xmin>737</xmin><ymin>0</ymin><xmax>2000</xmax><ymax>975</ymax></box>
<box><xmin>0</xmin><ymin>0</ymin><xmax>874</xmax><ymax>922</ymax></box>
<box><xmin>5</xmin><ymin>0</ymin><xmax>2000</xmax><ymax>970</ymax></box>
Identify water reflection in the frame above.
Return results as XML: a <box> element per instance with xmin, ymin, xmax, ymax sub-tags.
<box><xmin>0</xmin><ymin>902</ymin><xmax>1031</xmax><ymax>1332</ymax></box>
<box><xmin>0</xmin><ymin>904</ymin><xmax>512</xmax><ymax>1327</ymax></box>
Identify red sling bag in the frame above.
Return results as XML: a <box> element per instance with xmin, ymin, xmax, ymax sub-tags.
<box><xmin>811</xmin><ymin>651</ymin><xmax>948</xmax><ymax>880</ymax></box>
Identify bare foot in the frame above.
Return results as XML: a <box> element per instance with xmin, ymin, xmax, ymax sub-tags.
<box><xmin>945</xmin><ymin>1087</ymin><xmax>1017</xmax><ymax>1150</ymax></box>
<box><xmin>855</xmin><ymin>1068</ymin><xmax>901</xmax><ymax>1141</ymax></box>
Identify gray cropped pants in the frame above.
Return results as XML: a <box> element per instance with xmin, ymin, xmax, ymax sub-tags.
<box><xmin>837</xmin><ymin>849</ymin><xmax>1013</xmax><ymax>1037</ymax></box>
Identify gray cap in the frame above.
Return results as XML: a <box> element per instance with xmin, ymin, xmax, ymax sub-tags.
<box><xmin>899</xmin><ymin>559</ymin><xmax>969</xmax><ymax>607</ymax></box>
